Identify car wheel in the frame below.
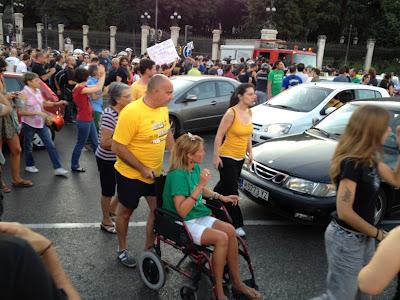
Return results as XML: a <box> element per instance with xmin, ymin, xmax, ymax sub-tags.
<box><xmin>32</xmin><ymin>126</ymin><xmax>55</xmax><ymax>150</ymax></box>
<box><xmin>169</xmin><ymin>115</ymin><xmax>180</xmax><ymax>138</ymax></box>
<box><xmin>374</xmin><ymin>189</ymin><xmax>387</xmax><ymax>225</ymax></box>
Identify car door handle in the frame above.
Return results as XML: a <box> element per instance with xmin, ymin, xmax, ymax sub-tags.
<box><xmin>210</xmin><ymin>101</ymin><xmax>217</xmax><ymax>105</ymax></box>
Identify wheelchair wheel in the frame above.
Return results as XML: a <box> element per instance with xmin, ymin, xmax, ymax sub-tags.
<box><xmin>139</xmin><ymin>251</ymin><xmax>166</xmax><ymax>290</ymax></box>
<box><xmin>180</xmin><ymin>284</ymin><xmax>198</xmax><ymax>300</ymax></box>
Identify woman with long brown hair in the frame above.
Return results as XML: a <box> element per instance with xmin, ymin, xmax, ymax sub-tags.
<box><xmin>213</xmin><ymin>83</ymin><xmax>255</xmax><ymax>237</ymax></box>
<box><xmin>163</xmin><ymin>133</ymin><xmax>261</xmax><ymax>300</ymax></box>
<box><xmin>314</xmin><ymin>105</ymin><xmax>400</xmax><ymax>300</ymax></box>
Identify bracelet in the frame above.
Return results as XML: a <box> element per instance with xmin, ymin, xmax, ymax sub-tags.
<box><xmin>39</xmin><ymin>242</ymin><xmax>53</xmax><ymax>256</ymax></box>
<box><xmin>212</xmin><ymin>192</ymin><xmax>220</xmax><ymax>200</ymax></box>
<box><xmin>189</xmin><ymin>195</ymin><xmax>197</xmax><ymax>202</ymax></box>
<box><xmin>374</xmin><ymin>228</ymin><xmax>380</xmax><ymax>239</ymax></box>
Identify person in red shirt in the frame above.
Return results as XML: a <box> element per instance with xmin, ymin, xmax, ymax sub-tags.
<box><xmin>70</xmin><ymin>65</ymin><xmax>105</xmax><ymax>172</ymax></box>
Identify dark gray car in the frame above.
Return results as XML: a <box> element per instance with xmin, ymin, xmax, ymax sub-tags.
<box><xmin>169</xmin><ymin>76</ymin><xmax>240</xmax><ymax>136</ymax></box>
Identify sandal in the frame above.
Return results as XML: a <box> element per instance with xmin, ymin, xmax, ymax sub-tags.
<box><xmin>2</xmin><ymin>184</ymin><xmax>11</xmax><ymax>193</ymax></box>
<box><xmin>109</xmin><ymin>213</ymin><xmax>117</xmax><ymax>223</ymax></box>
<box><xmin>72</xmin><ymin>167</ymin><xmax>86</xmax><ymax>173</ymax></box>
<box><xmin>100</xmin><ymin>222</ymin><xmax>116</xmax><ymax>234</ymax></box>
<box><xmin>12</xmin><ymin>180</ymin><xmax>33</xmax><ymax>188</ymax></box>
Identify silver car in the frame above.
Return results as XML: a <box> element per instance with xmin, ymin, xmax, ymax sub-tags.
<box><xmin>169</xmin><ymin>76</ymin><xmax>240</xmax><ymax>136</ymax></box>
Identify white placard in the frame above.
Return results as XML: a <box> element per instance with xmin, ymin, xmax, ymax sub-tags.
<box><xmin>147</xmin><ymin>39</ymin><xmax>179</xmax><ymax>65</ymax></box>
<box><xmin>64</xmin><ymin>44</ymin><xmax>74</xmax><ymax>53</ymax></box>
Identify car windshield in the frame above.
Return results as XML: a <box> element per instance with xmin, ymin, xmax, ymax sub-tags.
<box><xmin>170</xmin><ymin>77</ymin><xmax>194</xmax><ymax>97</ymax></box>
<box><xmin>313</xmin><ymin>103</ymin><xmax>400</xmax><ymax>149</ymax></box>
<box><xmin>294</xmin><ymin>54</ymin><xmax>316</xmax><ymax>68</ymax></box>
<box><xmin>266</xmin><ymin>86</ymin><xmax>333</xmax><ymax>112</ymax></box>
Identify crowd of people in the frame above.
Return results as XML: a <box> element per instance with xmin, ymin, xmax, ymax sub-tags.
<box><xmin>1</xmin><ymin>44</ymin><xmax>400</xmax><ymax>299</ymax></box>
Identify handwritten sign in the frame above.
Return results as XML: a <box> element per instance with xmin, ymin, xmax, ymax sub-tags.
<box><xmin>147</xmin><ymin>39</ymin><xmax>179</xmax><ymax>65</ymax></box>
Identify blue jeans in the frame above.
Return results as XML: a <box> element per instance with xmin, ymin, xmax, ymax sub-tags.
<box><xmin>312</xmin><ymin>221</ymin><xmax>374</xmax><ymax>300</ymax></box>
<box><xmin>71</xmin><ymin>120</ymin><xmax>98</xmax><ymax>170</ymax></box>
<box><xmin>22</xmin><ymin>124</ymin><xmax>62</xmax><ymax>169</ymax></box>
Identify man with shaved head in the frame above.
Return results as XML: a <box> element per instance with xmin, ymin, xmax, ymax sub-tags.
<box><xmin>112</xmin><ymin>74</ymin><xmax>174</xmax><ymax>267</ymax></box>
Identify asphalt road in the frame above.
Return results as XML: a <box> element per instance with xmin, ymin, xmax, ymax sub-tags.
<box><xmin>1</xmin><ymin>124</ymin><xmax>398</xmax><ymax>300</ymax></box>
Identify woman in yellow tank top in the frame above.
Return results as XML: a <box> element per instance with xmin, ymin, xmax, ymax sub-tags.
<box><xmin>213</xmin><ymin>83</ymin><xmax>256</xmax><ymax>237</ymax></box>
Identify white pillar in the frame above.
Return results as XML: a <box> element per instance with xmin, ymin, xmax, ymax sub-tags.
<box><xmin>212</xmin><ymin>29</ymin><xmax>222</xmax><ymax>61</ymax></box>
<box><xmin>261</xmin><ymin>29</ymin><xmax>278</xmax><ymax>40</ymax></box>
<box><xmin>316</xmin><ymin>35</ymin><xmax>327</xmax><ymax>69</ymax></box>
<box><xmin>14</xmin><ymin>13</ymin><xmax>24</xmax><ymax>46</ymax></box>
<box><xmin>141</xmin><ymin>25</ymin><xmax>150</xmax><ymax>54</ymax></box>
<box><xmin>170</xmin><ymin>26</ymin><xmax>180</xmax><ymax>47</ymax></box>
<box><xmin>110</xmin><ymin>26</ymin><xmax>117</xmax><ymax>55</ymax></box>
<box><xmin>364</xmin><ymin>39</ymin><xmax>376</xmax><ymax>71</ymax></box>
<box><xmin>0</xmin><ymin>14</ymin><xmax>3</xmax><ymax>46</ymax></box>
<box><xmin>82</xmin><ymin>25</ymin><xmax>89</xmax><ymax>50</ymax></box>
<box><xmin>36</xmin><ymin>23</ymin><xmax>43</xmax><ymax>49</ymax></box>
<box><xmin>58</xmin><ymin>24</ymin><xmax>64</xmax><ymax>51</ymax></box>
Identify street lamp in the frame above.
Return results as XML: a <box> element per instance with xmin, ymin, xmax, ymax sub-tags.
<box><xmin>169</xmin><ymin>11</ymin><xmax>181</xmax><ymax>26</ymax></box>
<box><xmin>140</xmin><ymin>11</ymin><xmax>151</xmax><ymax>25</ymax></box>
<box><xmin>339</xmin><ymin>24</ymin><xmax>358</xmax><ymax>66</ymax></box>
<box><xmin>265</xmin><ymin>0</ymin><xmax>276</xmax><ymax>29</ymax></box>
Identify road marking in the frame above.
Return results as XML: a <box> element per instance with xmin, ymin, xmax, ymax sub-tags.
<box><xmin>21</xmin><ymin>219</ymin><xmax>400</xmax><ymax>229</ymax></box>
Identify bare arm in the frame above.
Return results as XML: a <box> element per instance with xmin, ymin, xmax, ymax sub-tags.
<box><xmin>213</xmin><ymin>108</ymin><xmax>234</xmax><ymax>168</ymax></box>
<box><xmin>358</xmin><ymin>226</ymin><xmax>400</xmax><ymax>295</ymax></box>
<box><xmin>166</xmin><ymin>130</ymin><xmax>174</xmax><ymax>152</ymax></box>
<box><xmin>336</xmin><ymin>179</ymin><xmax>382</xmax><ymax>239</ymax></box>
<box><xmin>267</xmin><ymin>80</ymin><xmax>272</xmax><ymax>99</ymax></box>
<box><xmin>173</xmin><ymin>183</ymin><xmax>205</xmax><ymax>218</ymax></box>
<box><xmin>82</xmin><ymin>73</ymin><xmax>106</xmax><ymax>94</ymax></box>
<box><xmin>41</xmin><ymin>248</ymin><xmax>81</xmax><ymax>300</ymax></box>
<box><xmin>100</xmin><ymin>127</ymin><xmax>114</xmax><ymax>150</ymax></box>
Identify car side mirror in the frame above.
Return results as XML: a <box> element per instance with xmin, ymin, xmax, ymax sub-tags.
<box><xmin>184</xmin><ymin>94</ymin><xmax>198</xmax><ymax>102</ymax></box>
<box><xmin>312</xmin><ymin>117</ymin><xmax>320</xmax><ymax>126</ymax></box>
<box><xmin>320</xmin><ymin>106</ymin><xmax>336</xmax><ymax>116</ymax></box>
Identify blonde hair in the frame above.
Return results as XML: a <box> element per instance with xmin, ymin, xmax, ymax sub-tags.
<box><xmin>169</xmin><ymin>133</ymin><xmax>204</xmax><ymax>171</ymax></box>
<box><xmin>330</xmin><ymin>105</ymin><xmax>390</xmax><ymax>185</ymax></box>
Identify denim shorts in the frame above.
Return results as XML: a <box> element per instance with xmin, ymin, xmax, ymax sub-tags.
<box><xmin>312</xmin><ymin>221</ymin><xmax>374</xmax><ymax>300</ymax></box>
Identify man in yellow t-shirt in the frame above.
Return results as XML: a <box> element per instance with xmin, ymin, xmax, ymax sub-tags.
<box><xmin>130</xmin><ymin>58</ymin><xmax>156</xmax><ymax>101</ymax></box>
<box><xmin>112</xmin><ymin>74</ymin><xmax>174</xmax><ymax>268</ymax></box>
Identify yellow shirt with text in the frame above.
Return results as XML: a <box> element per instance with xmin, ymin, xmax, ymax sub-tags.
<box><xmin>131</xmin><ymin>80</ymin><xmax>147</xmax><ymax>101</ymax></box>
<box><xmin>113</xmin><ymin>98</ymin><xmax>170</xmax><ymax>183</ymax></box>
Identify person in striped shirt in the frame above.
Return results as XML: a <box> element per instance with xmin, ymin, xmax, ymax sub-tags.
<box><xmin>95</xmin><ymin>82</ymin><xmax>132</xmax><ymax>233</ymax></box>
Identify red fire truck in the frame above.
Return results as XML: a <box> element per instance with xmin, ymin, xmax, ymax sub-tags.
<box><xmin>220</xmin><ymin>39</ymin><xmax>316</xmax><ymax>67</ymax></box>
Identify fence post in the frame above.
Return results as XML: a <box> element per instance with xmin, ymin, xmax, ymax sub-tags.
<box><xmin>58</xmin><ymin>24</ymin><xmax>64</xmax><ymax>51</ymax></box>
<box><xmin>82</xmin><ymin>25</ymin><xmax>89</xmax><ymax>50</ymax></box>
<box><xmin>141</xmin><ymin>25</ymin><xmax>150</xmax><ymax>54</ymax></box>
<box><xmin>14</xmin><ymin>13</ymin><xmax>24</xmax><ymax>46</ymax></box>
<box><xmin>170</xmin><ymin>26</ymin><xmax>180</xmax><ymax>47</ymax></box>
<box><xmin>0</xmin><ymin>13</ymin><xmax>4</xmax><ymax>45</ymax></box>
<box><xmin>212</xmin><ymin>29</ymin><xmax>222</xmax><ymax>61</ymax></box>
<box><xmin>109</xmin><ymin>26</ymin><xmax>117</xmax><ymax>55</ymax></box>
<box><xmin>316</xmin><ymin>35</ymin><xmax>327</xmax><ymax>69</ymax></box>
<box><xmin>364</xmin><ymin>39</ymin><xmax>376</xmax><ymax>71</ymax></box>
<box><xmin>36</xmin><ymin>23</ymin><xmax>43</xmax><ymax>49</ymax></box>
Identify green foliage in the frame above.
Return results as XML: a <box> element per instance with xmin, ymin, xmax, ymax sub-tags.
<box><xmin>20</xmin><ymin>0</ymin><xmax>400</xmax><ymax>48</ymax></box>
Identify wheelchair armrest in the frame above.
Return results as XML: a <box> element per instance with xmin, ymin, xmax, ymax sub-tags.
<box><xmin>155</xmin><ymin>207</ymin><xmax>184</xmax><ymax>222</ymax></box>
<box><xmin>203</xmin><ymin>197</ymin><xmax>224</xmax><ymax>209</ymax></box>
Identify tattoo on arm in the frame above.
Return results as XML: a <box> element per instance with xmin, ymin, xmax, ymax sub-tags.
<box><xmin>340</xmin><ymin>186</ymin><xmax>352</xmax><ymax>203</ymax></box>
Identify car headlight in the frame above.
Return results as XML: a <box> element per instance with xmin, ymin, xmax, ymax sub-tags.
<box><xmin>283</xmin><ymin>176</ymin><xmax>336</xmax><ymax>197</ymax></box>
<box><xmin>264</xmin><ymin>123</ymin><xmax>291</xmax><ymax>135</ymax></box>
<box><xmin>242</xmin><ymin>155</ymin><xmax>254</xmax><ymax>172</ymax></box>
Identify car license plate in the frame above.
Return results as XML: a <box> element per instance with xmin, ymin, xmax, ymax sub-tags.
<box><xmin>240</xmin><ymin>179</ymin><xmax>269</xmax><ymax>202</ymax></box>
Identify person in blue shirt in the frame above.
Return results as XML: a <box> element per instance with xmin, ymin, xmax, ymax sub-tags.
<box><xmin>87</xmin><ymin>65</ymin><xmax>105</xmax><ymax>131</ymax></box>
<box><xmin>282</xmin><ymin>65</ymin><xmax>303</xmax><ymax>90</ymax></box>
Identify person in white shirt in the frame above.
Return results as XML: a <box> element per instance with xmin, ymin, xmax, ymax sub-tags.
<box><xmin>16</xmin><ymin>54</ymin><xmax>31</xmax><ymax>73</ymax></box>
<box><xmin>5</xmin><ymin>49</ymin><xmax>20</xmax><ymax>73</ymax></box>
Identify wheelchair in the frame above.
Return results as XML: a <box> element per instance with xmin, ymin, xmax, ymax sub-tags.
<box><xmin>139</xmin><ymin>176</ymin><xmax>258</xmax><ymax>300</ymax></box>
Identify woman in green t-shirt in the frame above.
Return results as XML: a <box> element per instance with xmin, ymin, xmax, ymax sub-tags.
<box><xmin>163</xmin><ymin>133</ymin><xmax>261</xmax><ymax>300</ymax></box>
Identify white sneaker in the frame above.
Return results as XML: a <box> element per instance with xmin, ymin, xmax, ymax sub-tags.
<box><xmin>54</xmin><ymin>168</ymin><xmax>68</xmax><ymax>176</ymax></box>
<box><xmin>235</xmin><ymin>227</ymin><xmax>246</xmax><ymax>237</ymax></box>
<box><xmin>25</xmin><ymin>166</ymin><xmax>39</xmax><ymax>173</ymax></box>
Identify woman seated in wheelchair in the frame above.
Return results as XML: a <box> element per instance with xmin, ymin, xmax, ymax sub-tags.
<box><xmin>162</xmin><ymin>133</ymin><xmax>261</xmax><ymax>300</ymax></box>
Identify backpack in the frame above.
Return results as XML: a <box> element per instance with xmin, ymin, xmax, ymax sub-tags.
<box><xmin>55</xmin><ymin>68</ymin><xmax>68</xmax><ymax>90</ymax></box>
